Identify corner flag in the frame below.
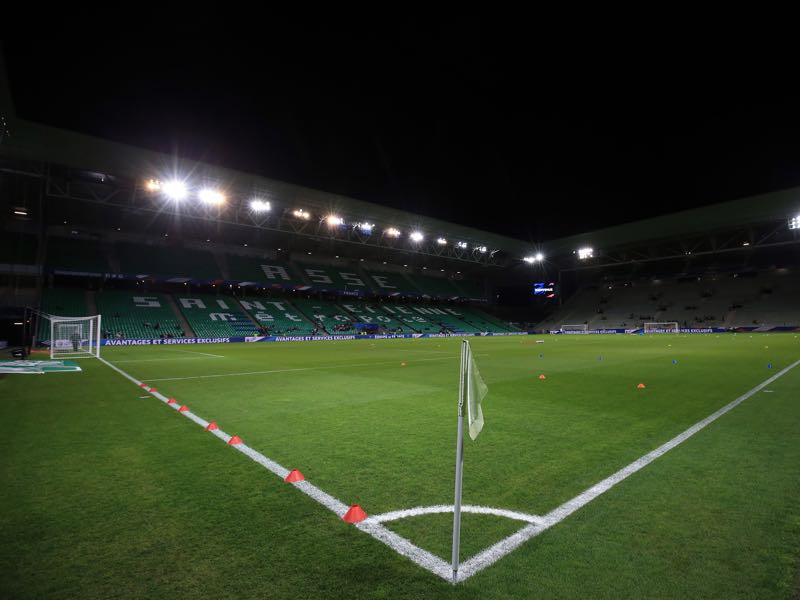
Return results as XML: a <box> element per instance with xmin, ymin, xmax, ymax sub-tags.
<box><xmin>465</xmin><ymin>341</ymin><xmax>488</xmax><ymax>441</ymax></box>
<box><xmin>451</xmin><ymin>339</ymin><xmax>488</xmax><ymax>582</ymax></box>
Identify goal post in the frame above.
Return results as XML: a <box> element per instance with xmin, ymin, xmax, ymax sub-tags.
<box><xmin>560</xmin><ymin>324</ymin><xmax>588</xmax><ymax>333</ymax></box>
<box><xmin>643</xmin><ymin>322</ymin><xmax>679</xmax><ymax>334</ymax></box>
<box><xmin>46</xmin><ymin>314</ymin><xmax>102</xmax><ymax>359</ymax></box>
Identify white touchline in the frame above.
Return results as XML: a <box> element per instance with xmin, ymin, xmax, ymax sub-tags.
<box><xmin>98</xmin><ymin>355</ymin><xmax>800</xmax><ymax>585</ymax></box>
<box><xmin>99</xmin><ymin>356</ymin><xmax>453</xmax><ymax>582</ymax></box>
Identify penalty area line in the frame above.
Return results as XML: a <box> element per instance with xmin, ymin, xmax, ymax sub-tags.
<box><xmin>456</xmin><ymin>357</ymin><xmax>800</xmax><ymax>582</ymax></box>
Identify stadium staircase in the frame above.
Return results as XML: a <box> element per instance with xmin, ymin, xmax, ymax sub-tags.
<box><xmin>164</xmin><ymin>294</ymin><xmax>196</xmax><ymax>338</ymax></box>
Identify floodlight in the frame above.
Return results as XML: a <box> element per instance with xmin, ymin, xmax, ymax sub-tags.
<box><xmin>535</xmin><ymin>252</ymin><xmax>544</xmax><ymax>261</ymax></box>
<box><xmin>456</xmin><ymin>241</ymin><xmax>468</xmax><ymax>249</ymax></box>
<box><xmin>436</xmin><ymin>237</ymin><xmax>447</xmax><ymax>245</ymax></box>
<box><xmin>577</xmin><ymin>247</ymin><xmax>594</xmax><ymax>260</ymax></box>
<box><xmin>357</xmin><ymin>222</ymin><xmax>374</xmax><ymax>233</ymax></box>
<box><xmin>790</xmin><ymin>216</ymin><xmax>800</xmax><ymax>230</ymax></box>
<box><xmin>476</xmin><ymin>246</ymin><xmax>487</xmax><ymax>253</ymax></box>
<box><xmin>145</xmin><ymin>178</ymin><xmax>161</xmax><ymax>192</ymax></box>
<box><xmin>292</xmin><ymin>209</ymin><xmax>311</xmax><ymax>219</ymax></box>
<box><xmin>13</xmin><ymin>208</ymin><xmax>27</xmax><ymax>216</ymax></box>
<box><xmin>385</xmin><ymin>227</ymin><xmax>401</xmax><ymax>237</ymax></box>
<box><xmin>410</xmin><ymin>231</ymin><xmax>424</xmax><ymax>242</ymax></box>
<box><xmin>163</xmin><ymin>180</ymin><xmax>188</xmax><ymax>200</ymax></box>
<box><xmin>198</xmin><ymin>188</ymin><xmax>225</xmax><ymax>205</ymax></box>
<box><xmin>523</xmin><ymin>256</ymin><xmax>536</xmax><ymax>263</ymax></box>
<box><xmin>326</xmin><ymin>215</ymin><xmax>344</xmax><ymax>226</ymax></box>
<box><xmin>250</xmin><ymin>199</ymin><xmax>271</xmax><ymax>212</ymax></box>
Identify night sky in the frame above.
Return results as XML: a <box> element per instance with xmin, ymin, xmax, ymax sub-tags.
<box><xmin>4</xmin><ymin>23</ymin><xmax>800</xmax><ymax>242</ymax></box>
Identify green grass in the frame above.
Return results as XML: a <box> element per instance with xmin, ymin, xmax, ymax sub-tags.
<box><xmin>2</xmin><ymin>333</ymin><xmax>800</xmax><ymax>598</ymax></box>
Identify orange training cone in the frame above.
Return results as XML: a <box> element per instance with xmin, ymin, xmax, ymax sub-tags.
<box><xmin>538</xmin><ymin>374</ymin><xmax>546</xmax><ymax>380</ymax></box>
<box><xmin>206</xmin><ymin>422</ymin><xmax>218</xmax><ymax>431</ymax></box>
<box><xmin>637</xmin><ymin>383</ymin><xmax>646</xmax><ymax>389</ymax></box>
<box><xmin>228</xmin><ymin>435</ymin><xmax>242</xmax><ymax>445</ymax></box>
<box><xmin>178</xmin><ymin>404</ymin><xmax>189</xmax><ymax>412</ymax></box>
<box><xmin>285</xmin><ymin>469</ymin><xmax>305</xmax><ymax>483</ymax></box>
<box><xmin>167</xmin><ymin>398</ymin><xmax>177</xmax><ymax>405</ymax></box>
<box><xmin>342</xmin><ymin>504</ymin><xmax>368</xmax><ymax>523</ymax></box>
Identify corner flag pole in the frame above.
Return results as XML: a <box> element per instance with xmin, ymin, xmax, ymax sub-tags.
<box><xmin>451</xmin><ymin>339</ymin><xmax>468</xmax><ymax>583</ymax></box>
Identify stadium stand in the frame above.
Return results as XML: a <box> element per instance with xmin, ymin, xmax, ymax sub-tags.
<box><xmin>338</xmin><ymin>300</ymin><xmax>417</xmax><ymax>332</ymax></box>
<box><xmin>409</xmin><ymin>274</ymin><xmax>463</xmax><ymax>298</ymax></box>
<box><xmin>95</xmin><ymin>290</ymin><xmax>184</xmax><ymax>339</ymax></box>
<box><xmin>175</xmin><ymin>294</ymin><xmax>259</xmax><ymax>337</ymax></box>
<box><xmin>451</xmin><ymin>305</ymin><xmax>518</xmax><ymax>332</ymax></box>
<box><xmin>37</xmin><ymin>287</ymin><xmax>89</xmax><ymax>340</ymax></box>
<box><xmin>0</xmin><ymin>232</ymin><xmax>38</xmax><ymax>266</ymax></box>
<box><xmin>294</xmin><ymin>263</ymin><xmax>372</xmax><ymax>292</ymax></box>
<box><xmin>117</xmin><ymin>242</ymin><xmax>221</xmax><ymax>280</ymax></box>
<box><xmin>378</xmin><ymin>304</ymin><xmax>444</xmax><ymax>333</ymax></box>
<box><xmin>407</xmin><ymin>304</ymin><xmax>483</xmax><ymax>333</ymax></box>
<box><xmin>237</xmin><ymin>298</ymin><xmax>317</xmax><ymax>335</ymax></box>
<box><xmin>453</xmin><ymin>278</ymin><xmax>486</xmax><ymax>300</ymax></box>
<box><xmin>226</xmin><ymin>255</ymin><xmax>306</xmax><ymax>287</ymax></box>
<box><xmin>538</xmin><ymin>271</ymin><xmax>800</xmax><ymax>330</ymax></box>
<box><xmin>46</xmin><ymin>236</ymin><xmax>110</xmax><ymax>273</ymax></box>
<box><xmin>291</xmin><ymin>297</ymin><xmax>358</xmax><ymax>334</ymax></box>
<box><xmin>363</xmin><ymin>268</ymin><xmax>418</xmax><ymax>295</ymax></box>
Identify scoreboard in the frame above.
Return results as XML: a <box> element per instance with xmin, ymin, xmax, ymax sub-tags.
<box><xmin>533</xmin><ymin>282</ymin><xmax>556</xmax><ymax>298</ymax></box>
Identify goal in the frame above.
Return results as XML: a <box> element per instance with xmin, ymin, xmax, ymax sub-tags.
<box><xmin>560</xmin><ymin>324</ymin><xmax>588</xmax><ymax>333</ymax></box>
<box><xmin>46</xmin><ymin>314</ymin><xmax>102</xmax><ymax>359</ymax></box>
<box><xmin>643</xmin><ymin>322</ymin><xmax>679</xmax><ymax>334</ymax></box>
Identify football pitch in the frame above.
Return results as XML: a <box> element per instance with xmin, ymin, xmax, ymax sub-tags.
<box><xmin>2</xmin><ymin>333</ymin><xmax>800</xmax><ymax>598</ymax></box>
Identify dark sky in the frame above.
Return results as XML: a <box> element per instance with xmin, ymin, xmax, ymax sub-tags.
<box><xmin>4</xmin><ymin>22</ymin><xmax>800</xmax><ymax>242</ymax></box>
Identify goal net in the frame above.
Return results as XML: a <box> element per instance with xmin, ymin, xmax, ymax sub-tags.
<box><xmin>560</xmin><ymin>324</ymin><xmax>588</xmax><ymax>332</ymax></box>
<box><xmin>643</xmin><ymin>322</ymin><xmax>679</xmax><ymax>334</ymax></box>
<box><xmin>46</xmin><ymin>315</ymin><xmax>102</xmax><ymax>359</ymax></box>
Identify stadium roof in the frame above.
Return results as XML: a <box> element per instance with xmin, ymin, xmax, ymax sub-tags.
<box><xmin>541</xmin><ymin>187</ymin><xmax>800</xmax><ymax>257</ymax></box>
<box><xmin>2</xmin><ymin>51</ymin><xmax>798</xmax><ymax>266</ymax></box>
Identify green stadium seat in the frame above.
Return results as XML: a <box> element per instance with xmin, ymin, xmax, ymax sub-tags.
<box><xmin>408</xmin><ymin>274</ymin><xmax>463</xmax><ymax>298</ymax></box>
<box><xmin>175</xmin><ymin>294</ymin><xmax>258</xmax><ymax>337</ymax></box>
<box><xmin>338</xmin><ymin>300</ymin><xmax>416</xmax><ymax>332</ymax></box>
<box><xmin>37</xmin><ymin>288</ymin><xmax>89</xmax><ymax>341</ymax></box>
<box><xmin>294</xmin><ymin>263</ymin><xmax>372</xmax><ymax>292</ymax></box>
<box><xmin>117</xmin><ymin>242</ymin><xmax>221</xmax><ymax>280</ymax></box>
<box><xmin>291</xmin><ymin>297</ymin><xmax>358</xmax><ymax>334</ymax></box>
<box><xmin>227</xmin><ymin>255</ymin><xmax>305</xmax><ymax>286</ymax></box>
<box><xmin>363</xmin><ymin>269</ymin><xmax>418</xmax><ymax>294</ymax></box>
<box><xmin>237</xmin><ymin>298</ymin><xmax>317</xmax><ymax>335</ymax></box>
<box><xmin>95</xmin><ymin>290</ymin><xmax>183</xmax><ymax>339</ymax></box>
